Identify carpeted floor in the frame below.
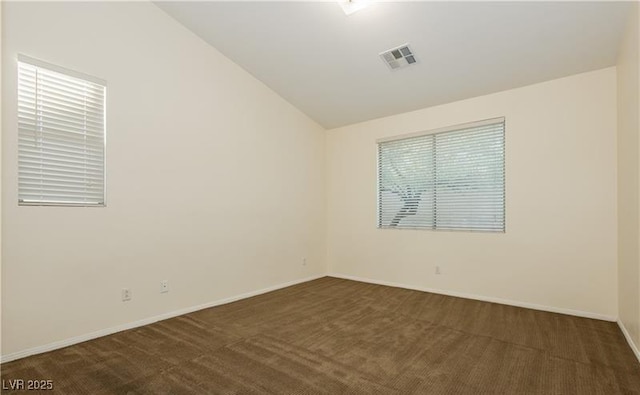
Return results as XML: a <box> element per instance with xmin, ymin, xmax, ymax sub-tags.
<box><xmin>2</xmin><ymin>277</ymin><xmax>639</xmax><ymax>394</ymax></box>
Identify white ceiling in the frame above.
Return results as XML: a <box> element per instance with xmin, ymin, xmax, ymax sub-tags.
<box><xmin>156</xmin><ymin>1</ymin><xmax>632</xmax><ymax>129</ymax></box>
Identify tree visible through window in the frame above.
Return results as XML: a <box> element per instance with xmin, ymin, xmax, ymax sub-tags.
<box><xmin>378</xmin><ymin>118</ymin><xmax>505</xmax><ymax>232</ymax></box>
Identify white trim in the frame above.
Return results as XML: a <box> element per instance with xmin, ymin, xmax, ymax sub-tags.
<box><xmin>617</xmin><ymin>320</ymin><xmax>640</xmax><ymax>363</ymax></box>
<box><xmin>0</xmin><ymin>274</ymin><xmax>326</xmax><ymax>364</ymax></box>
<box><xmin>17</xmin><ymin>54</ymin><xmax>107</xmax><ymax>86</ymax></box>
<box><xmin>328</xmin><ymin>273</ymin><xmax>617</xmax><ymax>322</ymax></box>
<box><xmin>376</xmin><ymin>116</ymin><xmax>505</xmax><ymax>143</ymax></box>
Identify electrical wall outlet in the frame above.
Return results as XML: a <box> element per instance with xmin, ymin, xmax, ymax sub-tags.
<box><xmin>122</xmin><ymin>288</ymin><xmax>131</xmax><ymax>301</ymax></box>
<box><xmin>435</xmin><ymin>266</ymin><xmax>441</xmax><ymax>275</ymax></box>
<box><xmin>302</xmin><ymin>258</ymin><xmax>307</xmax><ymax>266</ymax></box>
<box><xmin>160</xmin><ymin>280</ymin><xmax>169</xmax><ymax>293</ymax></box>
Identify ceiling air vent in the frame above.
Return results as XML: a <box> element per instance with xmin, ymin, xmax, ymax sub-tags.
<box><xmin>380</xmin><ymin>44</ymin><xmax>417</xmax><ymax>71</ymax></box>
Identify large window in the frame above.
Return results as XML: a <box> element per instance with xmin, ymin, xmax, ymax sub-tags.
<box><xmin>378</xmin><ymin>118</ymin><xmax>505</xmax><ymax>232</ymax></box>
<box><xmin>18</xmin><ymin>55</ymin><xmax>106</xmax><ymax>206</ymax></box>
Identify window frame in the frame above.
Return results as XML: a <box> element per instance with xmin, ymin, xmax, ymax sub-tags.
<box><xmin>376</xmin><ymin>117</ymin><xmax>506</xmax><ymax>233</ymax></box>
<box><xmin>17</xmin><ymin>54</ymin><xmax>107</xmax><ymax>207</ymax></box>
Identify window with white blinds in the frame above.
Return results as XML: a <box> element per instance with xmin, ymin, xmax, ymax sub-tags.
<box><xmin>18</xmin><ymin>55</ymin><xmax>106</xmax><ymax>206</ymax></box>
<box><xmin>378</xmin><ymin>118</ymin><xmax>505</xmax><ymax>232</ymax></box>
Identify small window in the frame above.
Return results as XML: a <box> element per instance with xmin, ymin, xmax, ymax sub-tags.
<box><xmin>378</xmin><ymin>118</ymin><xmax>505</xmax><ymax>232</ymax></box>
<box><xmin>17</xmin><ymin>55</ymin><xmax>106</xmax><ymax>206</ymax></box>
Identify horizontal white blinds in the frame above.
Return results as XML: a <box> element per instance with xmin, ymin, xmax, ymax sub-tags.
<box><xmin>378</xmin><ymin>119</ymin><xmax>505</xmax><ymax>232</ymax></box>
<box><xmin>18</xmin><ymin>57</ymin><xmax>106</xmax><ymax>206</ymax></box>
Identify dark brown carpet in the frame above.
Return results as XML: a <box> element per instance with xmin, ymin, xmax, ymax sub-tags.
<box><xmin>2</xmin><ymin>277</ymin><xmax>639</xmax><ymax>394</ymax></box>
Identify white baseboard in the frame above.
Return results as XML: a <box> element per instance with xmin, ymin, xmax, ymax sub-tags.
<box><xmin>3</xmin><ymin>272</ymin><xmax>623</xmax><ymax>364</ymax></box>
<box><xmin>328</xmin><ymin>273</ymin><xmax>617</xmax><ymax>322</ymax></box>
<box><xmin>618</xmin><ymin>320</ymin><xmax>640</xmax><ymax>363</ymax></box>
<box><xmin>0</xmin><ymin>273</ymin><xmax>326</xmax><ymax>364</ymax></box>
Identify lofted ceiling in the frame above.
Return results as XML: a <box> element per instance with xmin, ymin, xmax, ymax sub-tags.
<box><xmin>156</xmin><ymin>1</ymin><xmax>632</xmax><ymax>129</ymax></box>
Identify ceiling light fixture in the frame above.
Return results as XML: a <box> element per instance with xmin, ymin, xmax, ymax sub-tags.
<box><xmin>339</xmin><ymin>0</ymin><xmax>372</xmax><ymax>16</ymax></box>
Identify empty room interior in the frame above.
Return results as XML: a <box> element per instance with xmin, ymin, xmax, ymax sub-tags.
<box><xmin>1</xmin><ymin>0</ymin><xmax>640</xmax><ymax>393</ymax></box>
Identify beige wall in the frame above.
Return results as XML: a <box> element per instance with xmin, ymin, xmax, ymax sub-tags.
<box><xmin>617</xmin><ymin>2</ymin><xmax>640</xmax><ymax>355</ymax></box>
<box><xmin>0</xmin><ymin>0</ymin><xmax>3</xmax><ymax>353</ymax></box>
<box><xmin>1</xmin><ymin>2</ymin><xmax>326</xmax><ymax>358</ymax></box>
<box><xmin>327</xmin><ymin>68</ymin><xmax>618</xmax><ymax>319</ymax></box>
<box><xmin>0</xmin><ymin>0</ymin><xmax>632</xmax><ymax>362</ymax></box>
